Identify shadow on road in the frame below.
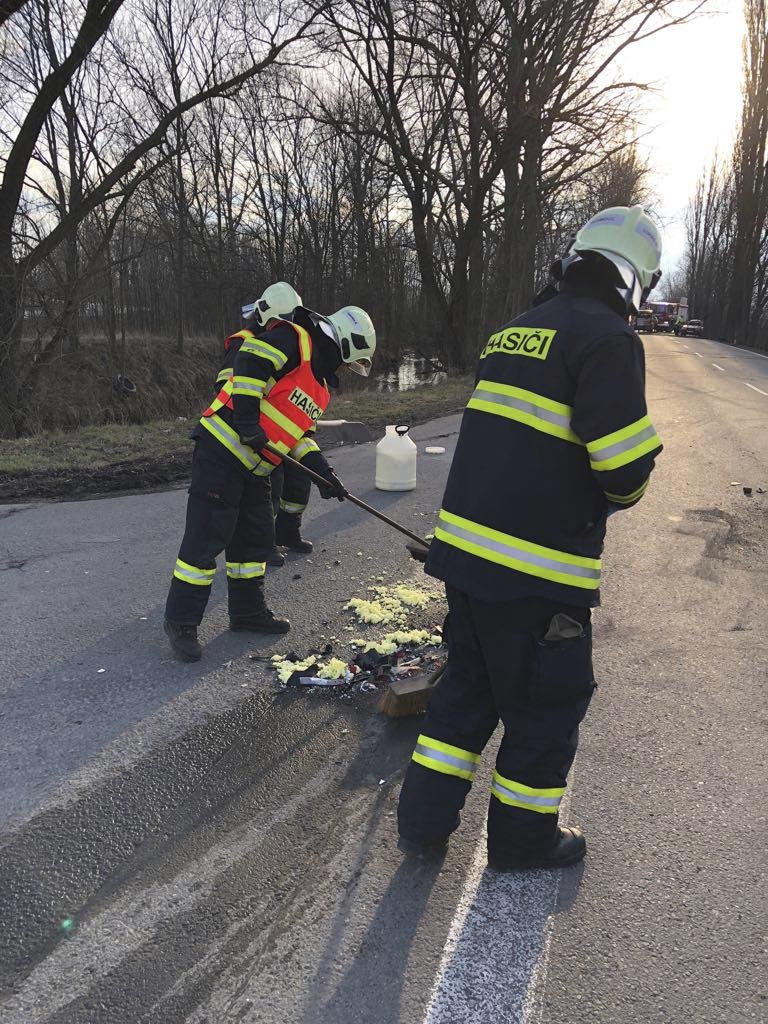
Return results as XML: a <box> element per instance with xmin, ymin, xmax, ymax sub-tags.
<box><xmin>0</xmin><ymin>595</ymin><xmax>268</xmax><ymax>831</ymax></box>
<box><xmin>302</xmin><ymin>857</ymin><xmax>443</xmax><ymax>1024</ymax></box>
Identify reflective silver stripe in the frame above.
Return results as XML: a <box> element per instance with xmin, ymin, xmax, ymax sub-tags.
<box><xmin>491</xmin><ymin>780</ymin><xmax>562</xmax><ymax>808</ymax></box>
<box><xmin>226</xmin><ymin>562</ymin><xmax>265</xmax><ymax>579</ymax></box>
<box><xmin>173</xmin><ymin>564</ymin><xmax>215</xmax><ymax>585</ymax></box>
<box><xmin>437</xmin><ymin>517</ymin><xmax>600</xmax><ymax>581</ymax></box>
<box><xmin>231</xmin><ymin>380</ymin><xmax>265</xmax><ymax>397</ymax></box>
<box><xmin>471</xmin><ymin>386</ymin><xmax>574</xmax><ymax>433</ymax></box>
<box><xmin>279</xmin><ymin>500</ymin><xmax>306</xmax><ymax>514</ymax></box>
<box><xmin>589</xmin><ymin>424</ymin><xmax>658</xmax><ymax>463</ymax></box>
<box><xmin>240</xmin><ymin>340</ymin><xmax>288</xmax><ymax>369</ymax></box>
<box><xmin>200</xmin><ymin>415</ymin><xmax>271</xmax><ymax>475</ymax></box>
<box><xmin>415</xmin><ymin>742</ymin><xmax>477</xmax><ymax>775</ymax></box>
<box><xmin>216</xmin><ymin>368</ymin><xmax>232</xmax><ymax>383</ymax></box>
<box><xmin>292</xmin><ymin>438</ymin><xmax>319</xmax><ymax>460</ymax></box>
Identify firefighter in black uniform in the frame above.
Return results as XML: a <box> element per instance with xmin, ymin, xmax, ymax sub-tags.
<box><xmin>212</xmin><ymin>283</ymin><xmax>317</xmax><ymax>566</ymax></box>
<box><xmin>163</xmin><ymin>300</ymin><xmax>377</xmax><ymax>662</ymax></box>
<box><xmin>398</xmin><ymin>206</ymin><xmax>664</xmax><ymax>870</ymax></box>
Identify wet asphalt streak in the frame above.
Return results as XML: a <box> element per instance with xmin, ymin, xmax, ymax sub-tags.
<box><xmin>1</xmin><ymin>344</ymin><xmax>767</xmax><ymax>1023</ymax></box>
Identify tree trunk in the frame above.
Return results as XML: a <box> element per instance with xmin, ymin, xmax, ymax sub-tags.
<box><xmin>0</xmin><ymin>248</ymin><xmax>24</xmax><ymax>437</ymax></box>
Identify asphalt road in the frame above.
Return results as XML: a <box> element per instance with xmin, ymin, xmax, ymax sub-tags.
<box><xmin>1</xmin><ymin>337</ymin><xmax>766</xmax><ymax>1024</ymax></box>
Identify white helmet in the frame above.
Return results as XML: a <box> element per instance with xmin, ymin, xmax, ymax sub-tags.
<box><xmin>319</xmin><ymin>305</ymin><xmax>377</xmax><ymax>376</ymax></box>
<box><xmin>567</xmin><ymin>206</ymin><xmax>662</xmax><ymax>313</ymax></box>
<box><xmin>242</xmin><ymin>281</ymin><xmax>302</xmax><ymax>327</ymax></box>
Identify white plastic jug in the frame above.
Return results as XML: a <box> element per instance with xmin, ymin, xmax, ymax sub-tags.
<box><xmin>375</xmin><ymin>424</ymin><xmax>417</xmax><ymax>491</ymax></box>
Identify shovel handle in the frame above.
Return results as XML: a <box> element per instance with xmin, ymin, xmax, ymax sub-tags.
<box><xmin>270</xmin><ymin>447</ymin><xmax>431</xmax><ymax>549</ymax></box>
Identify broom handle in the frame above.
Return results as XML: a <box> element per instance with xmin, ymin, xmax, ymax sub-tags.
<box><xmin>268</xmin><ymin>446</ymin><xmax>430</xmax><ymax>549</ymax></box>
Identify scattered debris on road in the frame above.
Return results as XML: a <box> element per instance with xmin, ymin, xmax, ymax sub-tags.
<box><xmin>267</xmin><ymin>580</ymin><xmax>445</xmax><ymax>700</ymax></box>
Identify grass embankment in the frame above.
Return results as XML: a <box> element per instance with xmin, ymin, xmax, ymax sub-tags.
<box><xmin>0</xmin><ymin>376</ymin><xmax>472</xmax><ymax>502</ymax></box>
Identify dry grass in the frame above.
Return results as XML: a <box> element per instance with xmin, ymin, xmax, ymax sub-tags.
<box><xmin>0</xmin><ymin>420</ymin><xmax>195</xmax><ymax>474</ymax></box>
<box><xmin>1</xmin><ymin>376</ymin><xmax>473</xmax><ymax>475</ymax></box>
<box><xmin>328</xmin><ymin>375</ymin><xmax>473</xmax><ymax>430</ymax></box>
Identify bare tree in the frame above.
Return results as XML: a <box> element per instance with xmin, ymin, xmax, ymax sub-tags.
<box><xmin>0</xmin><ymin>0</ymin><xmax>325</xmax><ymax>435</ymax></box>
<box><xmin>327</xmin><ymin>0</ymin><xmax>706</xmax><ymax>369</ymax></box>
<box><xmin>728</xmin><ymin>0</ymin><xmax>768</xmax><ymax>347</ymax></box>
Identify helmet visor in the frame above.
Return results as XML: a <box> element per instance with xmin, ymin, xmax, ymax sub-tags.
<box><xmin>346</xmin><ymin>357</ymin><xmax>372</xmax><ymax>377</ymax></box>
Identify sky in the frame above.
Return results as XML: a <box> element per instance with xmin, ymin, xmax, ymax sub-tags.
<box><xmin>618</xmin><ymin>3</ymin><xmax>746</xmax><ymax>277</ymax></box>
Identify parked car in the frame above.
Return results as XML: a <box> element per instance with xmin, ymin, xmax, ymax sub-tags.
<box><xmin>680</xmin><ymin>319</ymin><xmax>704</xmax><ymax>338</ymax></box>
<box><xmin>635</xmin><ymin>309</ymin><xmax>655</xmax><ymax>332</ymax></box>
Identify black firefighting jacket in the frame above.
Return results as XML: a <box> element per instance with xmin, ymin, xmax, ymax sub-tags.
<box><xmin>425</xmin><ymin>283</ymin><xmax>663</xmax><ymax>607</ymax></box>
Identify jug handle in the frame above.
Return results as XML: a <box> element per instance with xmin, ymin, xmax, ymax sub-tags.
<box><xmin>395</xmin><ymin>424</ymin><xmax>410</xmax><ymax>436</ymax></box>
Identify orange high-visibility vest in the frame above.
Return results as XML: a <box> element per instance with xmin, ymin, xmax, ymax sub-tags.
<box><xmin>203</xmin><ymin>322</ymin><xmax>329</xmax><ymax>466</ymax></box>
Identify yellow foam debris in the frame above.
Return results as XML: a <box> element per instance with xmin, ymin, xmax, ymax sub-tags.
<box><xmin>345</xmin><ymin>583</ymin><xmax>435</xmax><ymax>625</ymax></box>
<box><xmin>317</xmin><ymin>658</ymin><xmax>349</xmax><ymax>679</ymax></box>
<box><xmin>270</xmin><ymin>655</ymin><xmax>315</xmax><ymax>683</ymax></box>
<box><xmin>391</xmin><ymin>585</ymin><xmax>432</xmax><ymax>608</ymax></box>
<box><xmin>355</xmin><ymin>629</ymin><xmax>444</xmax><ymax>655</ymax></box>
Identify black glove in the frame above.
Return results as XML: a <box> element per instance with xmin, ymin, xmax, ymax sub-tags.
<box><xmin>303</xmin><ymin>450</ymin><xmax>347</xmax><ymax>501</ymax></box>
<box><xmin>240</xmin><ymin>425</ymin><xmax>268</xmax><ymax>452</ymax></box>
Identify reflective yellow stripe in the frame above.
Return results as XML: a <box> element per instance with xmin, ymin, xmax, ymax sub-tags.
<box><xmin>467</xmin><ymin>380</ymin><xmax>582</xmax><ymax>444</ymax></box>
<box><xmin>587</xmin><ymin>415</ymin><xmax>661</xmax><ymax>471</ymax></box>
<box><xmin>605</xmin><ymin>479</ymin><xmax>650</xmax><ymax>505</ymax></box>
<box><xmin>261</xmin><ymin>399</ymin><xmax>305</xmax><ymax>441</ymax></box>
<box><xmin>298</xmin><ymin>329</ymin><xmax>312</xmax><ymax>361</ymax></box>
<box><xmin>231</xmin><ymin>375</ymin><xmax>267</xmax><ymax>398</ymax></box>
<box><xmin>226</xmin><ymin>561</ymin><xmax>266</xmax><ymax>580</ymax></box>
<box><xmin>279</xmin><ymin>499</ymin><xmax>306</xmax><ymax>514</ymax></box>
<box><xmin>216</xmin><ymin>367</ymin><xmax>233</xmax><ymax>384</ymax></box>
<box><xmin>411</xmin><ymin>734</ymin><xmax>480</xmax><ymax>782</ymax></box>
<box><xmin>491</xmin><ymin>770</ymin><xmax>564</xmax><ymax>814</ymax></box>
<box><xmin>240</xmin><ymin>338</ymin><xmax>288</xmax><ymax>370</ymax></box>
<box><xmin>198</xmin><ymin>414</ymin><xmax>272</xmax><ymax>475</ymax></box>
<box><xmin>435</xmin><ymin>509</ymin><xmax>601</xmax><ymax>590</ymax></box>
<box><xmin>291</xmin><ymin>437</ymin><xmax>320</xmax><ymax>461</ymax></box>
<box><xmin>173</xmin><ymin>558</ymin><xmax>216</xmax><ymax>586</ymax></box>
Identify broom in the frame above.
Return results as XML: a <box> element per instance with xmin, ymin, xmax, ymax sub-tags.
<box><xmin>378</xmin><ymin>660</ymin><xmax>446</xmax><ymax>718</ymax></box>
<box><xmin>267</xmin><ymin>446</ymin><xmax>438</xmax><ymax>715</ymax></box>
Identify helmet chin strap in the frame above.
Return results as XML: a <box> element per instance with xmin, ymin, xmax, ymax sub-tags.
<box><xmin>552</xmin><ymin>250</ymin><xmax>653</xmax><ymax>315</ymax></box>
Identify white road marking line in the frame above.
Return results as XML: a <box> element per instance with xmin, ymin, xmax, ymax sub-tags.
<box><xmin>744</xmin><ymin>382</ymin><xmax>768</xmax><ymax>397</ymax></box>
<box><xmin>694</xmin><ymin>352</ymin><xmax>703</xmax><ymax>359</ymax></box>
<box><xmin>682</xmin><ymin>344</ymin><xmax>689</xmax><ymax>349</ymax></box>
<box><xmin>712</xmin><ymin>364</ymin><xmax>725</xmax><ymax>372</ymax></box>
<box><xmin>423</xmin><ymin>787</ymin><xmax>575</xmax><ymax>1024</ymax></box>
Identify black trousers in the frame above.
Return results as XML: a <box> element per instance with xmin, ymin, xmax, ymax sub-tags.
<box><xmin>270</xmin><ymin>461</ymin><xmax>312</xmax><ymax>518</ymax></box>
<box><xmin>165</xmin><ymin>435</ymin><xmax>276</xmax><ymax>625</ymax></box>
<box><xmin>397</xmin><ymin>585</ymin><xmax>596</xmax><ymax>861</ymax></box>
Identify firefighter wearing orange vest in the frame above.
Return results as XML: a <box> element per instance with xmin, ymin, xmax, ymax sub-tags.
<box><xmin>212</xmin><ymin>284</ymin><xmax>316</xmax><ymax>567</ymax></box>
<box><xmin>163</xmin><ymin>297</ymin><xmax>377</xmax><ymax>662</ymax></box>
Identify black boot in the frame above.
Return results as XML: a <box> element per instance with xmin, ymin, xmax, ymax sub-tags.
<box><xmin>488</xmin><ymin>825</ymin><xmax>586</xmax><ymax>872</ymax></box>
<box><xmin>266</xmin><ymin>546</ymin><xmax>286</xmax><ymax>567</ymax></box>
<box><xmin>275</xmin><ymin>510</ymin><xmax>313</xmax><ymax>554</ymax></box>
<box><xmin>229</xmin><ymin>583</ymin><xmax>290</xmax><ymax>634</ymax></box>
<box><xmin>164</xmin><ymin>619</ymin><xmax>202</xmax><ymax>662</ymax></box>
